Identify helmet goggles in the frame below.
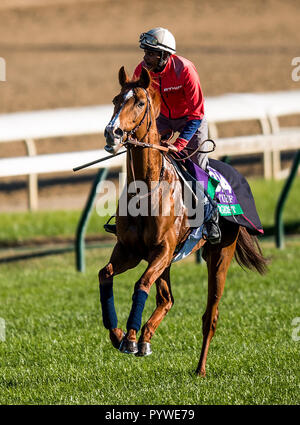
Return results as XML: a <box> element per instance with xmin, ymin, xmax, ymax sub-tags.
<box><xmin>139</xmin><ymin>33</ymin><xmax>159</xmax><ymax>47</ymax></box>
<box><xmin>139</xmin><ymin>33</ymin><xmax>172</xmax><ymax>52</ymax></box>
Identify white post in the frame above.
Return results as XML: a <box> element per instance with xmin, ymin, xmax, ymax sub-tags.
<box><xmin>0</xmin><ymin>57</ymin><xmax>5</xmax><ymax>82</ymax></box>
<box><xmin>208</xmin><ymin>122</ymin><xmax>218</xmax><ymax>140</ymax></box>
<box><xmin>259</xmin><ymin>118</ymin><xmax>273</xmax><ymax>179</ymax></box>
<box><xmin>24</xmin><ymin>138</ymin><xmax>38</xmax><ymax>211</ymax></box>
<box><xmin>268</xmin><ymin>115</ymin><xmax>281</xmax><ymax>180</ymax></box>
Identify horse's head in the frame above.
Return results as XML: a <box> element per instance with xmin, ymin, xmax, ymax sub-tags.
<box><xmin>104</xmin><ymin>66</ymin><xmax>159</xmax><ymax>154</ymax></box>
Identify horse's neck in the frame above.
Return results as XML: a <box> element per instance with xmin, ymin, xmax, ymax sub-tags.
<box><xmin>127</xmin><ymin>147</ymin><xmax>162</xmax><ymax>184</ymax></box>
<box><xmin>127</xmin><ymin>133</ymin><xmax>162</xmax><ymax>185</ymax></box>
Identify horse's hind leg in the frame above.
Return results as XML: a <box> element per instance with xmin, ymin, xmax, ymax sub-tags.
<box><xmin>196</xmin><ymin>224</ymin><xmax>239</xmax><ymax>377</ymax></box>
<box><xmin>137</xmin><ymin>266</ymin><xmax>173</xmax><ymax>356</ymax></box>
<box><xmin>98</xmin><ymin>241</ymin><xmax>141</xmax><ymax>350</ymax></box>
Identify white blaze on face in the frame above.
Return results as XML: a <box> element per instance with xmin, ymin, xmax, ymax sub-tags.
<box><xmin>105</xmin><ymin>89</ymin><xmax>136</xmax><ymax>154</ymax></box>
<box><xmin>123</xmin><ymin>89</ymin><xmax>134</xmax><ymax>102</ymax></box>
<box><xmin>107</xmin><ymin>89</ymin><xmax>135</xmax><ymax>133</ymax></box>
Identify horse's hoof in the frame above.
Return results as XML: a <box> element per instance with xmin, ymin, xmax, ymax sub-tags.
<box><xmin>135</xmin><ymin>342</ymin><xmax>152</xmax><ymax>357</ymax></box>
<box><xmin>119</xmin><ymin>338</ymin><xmax>138</xmax><ymax>354</ymax></box>
<box><xmin>196</xmin><ymin>368</ymin><xmax>206</xmax><ymax>378</ymax></box>
<box><xmin>110</xmin><ymin>331</ymin><xmax>125</xmax><ymax>350</ymax></box>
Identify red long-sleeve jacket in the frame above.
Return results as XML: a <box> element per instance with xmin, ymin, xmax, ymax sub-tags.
<box><xmin>133</xmin><ymin>55</ymin><xmax>205</xmax><ymax>121</ymax></box>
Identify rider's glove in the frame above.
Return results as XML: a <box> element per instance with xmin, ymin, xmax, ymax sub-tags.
<box><xmin>173</xmin><ymin>137</ymin><xmax>189</xmax><ymax>152</ymax></box>
<box><xmin>168</xmin><ymin>144</ymin><xmax>179</xmax><ymax>152</ymax></box>
<box><xmin>173</xmin><ymin>119</ymin><xmax>202</xmax><ymax>151</ymax></box>
<box><xmin>161</xmin><ymin>141</ymin><xmax>179</xmax><ymax>152</ymax></box>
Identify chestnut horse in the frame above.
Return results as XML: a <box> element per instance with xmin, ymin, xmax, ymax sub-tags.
<box><xmin>99</xmin><ymin>66</ymin><xmax>267</xmax><ymax>377</ymax></box>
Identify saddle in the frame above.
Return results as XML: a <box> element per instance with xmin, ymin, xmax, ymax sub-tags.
<box><xmin>171</xmin><ymin>157</ymin><xmax>263</xmax><ymax>263</ymax></box>
<box><xmin>171</xmin><ymin>156</ymin><xmax>264</xmax><ymax>236</ymax></box>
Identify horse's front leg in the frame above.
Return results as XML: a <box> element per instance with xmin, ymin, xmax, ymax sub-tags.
<box><xmin>98</xmin><ymin>241</ymin><xmax>141</xmax><ymax>350</ymax></box>
<box><xmin>120</xmin><ymin>241</ymin><xmax>174</xmax><ymax>354</ymax></box>
<box><xmin>136</xmin><ymin>266</ymin><xmax>173</xmax><ymax>356</ymax></box>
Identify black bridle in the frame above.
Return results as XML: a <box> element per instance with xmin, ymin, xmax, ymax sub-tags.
<box><xmin>122</xmin><ymin>87</ymin><xmax>153</xmax><ymax>145</ymax></box>
<box><xmin>117</xmin><ymin>87</ymin><xmax>166</xmax><ymax>199</ymax></box>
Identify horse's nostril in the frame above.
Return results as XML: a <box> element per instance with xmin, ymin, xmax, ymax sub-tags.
<box><xmin>114</xmin><ymin>128</ymin><xmax>124</xmax><ymax>138</ymax></box>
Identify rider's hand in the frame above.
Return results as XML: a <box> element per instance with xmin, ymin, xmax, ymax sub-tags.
<box><xmin>168</xmin><ymin>144</ymin><xmax>179</xmax><ymax>152</ymax></box>
<box><xmin>161</xmin><ymin>141</ymin><xmax>178</xmax><ymax>152</ymax></box>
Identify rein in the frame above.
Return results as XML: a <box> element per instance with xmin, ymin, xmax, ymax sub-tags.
<box><xmin>125</xmin><ymin>137</ymin><xmax>215</xmax><ymax>154</ymax></box>
<box><xmin>73</xmin><ymin>136</ymin><xmax>215</xmax><ymax>173</ymax></box>
<box><xmin>171</xmin><ymin>139</ymin><xmax>216</xmax><ymax>162</ymax></box>
<box><xmin>126</xmin><ymin>138</ymin><xmax>169</xmax><ymax>151</ymax></box>
<box><xmin>74</xmin><ymin>84</ymin><xmax>215</xmax><ymax>173</ymax></box>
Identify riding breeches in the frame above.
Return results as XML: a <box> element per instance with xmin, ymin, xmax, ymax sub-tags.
<box><xmin>156</xmin><ymin>114</ymin><xmax>209</xmax><ymax>170</ymax></box>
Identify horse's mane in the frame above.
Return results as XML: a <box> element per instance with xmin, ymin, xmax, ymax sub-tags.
<box><xmin>148</xmin><ymin>85</ymin><xmax>161</xmax><ymax>118</ymax></box>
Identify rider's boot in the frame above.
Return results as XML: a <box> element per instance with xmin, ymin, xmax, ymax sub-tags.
<box><xmin>204</xmin><ymin>206</ymin><xmax>221</xmax><ymax>245</ymax></box>
<box><xmin>104</xmin><ymin>223</ymin><xmax>117</xmax><ymax>235</ymax></box>
<box><xmin>104</xmin><ymin>216</ymin><xmax>117</xmax><ymax>235</ymax></box>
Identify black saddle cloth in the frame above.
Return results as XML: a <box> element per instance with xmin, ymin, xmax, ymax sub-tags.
<box><xmin>208</xmin><ymin>159</ymin><xmax>263</xmax><ymax>235</ymax></box>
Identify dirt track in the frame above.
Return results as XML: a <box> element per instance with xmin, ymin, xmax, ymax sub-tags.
<box><xmin>0</xmin><ymin>0</ymin><xmax>300</xmax><ymax>211</ymax></box>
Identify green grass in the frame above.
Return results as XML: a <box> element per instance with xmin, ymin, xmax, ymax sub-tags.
<box><xmin>0</xmin><ymin>177</ymin><xmax>299</xmax><ymax>243</ymax></box>
<box><xmin>0</xmin><ymin>241</ymin><xmax>299</xmax><ymax>405</ymax></box>
<box><xmin>0</xmin><ymin>209</ymin><xmax>109</xmax><ymax>244</ymax></box>
<box><xmin>249</xmin><ymin>176</ymin><xmax>300</xmax><ymax>231</ymax></box>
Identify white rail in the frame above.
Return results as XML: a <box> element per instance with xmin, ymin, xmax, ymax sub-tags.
<box><xmin>0</xmin><ymin>149</ymin><xmax>126</xmax><ymax>177</ymax></box>
<box><xmin>1</xmin><ymin>90</ymin><xmax>300</xmax><ymax>210</ymax></box>
<box><xmin>0</xmin><ymin>105</ymin><xmax>112</xmax><ymax>142</ymax></box>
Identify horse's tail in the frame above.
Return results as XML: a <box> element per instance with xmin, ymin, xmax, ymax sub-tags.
<box><xmin>235</xmin><ymin>227</ymin><xmax>268</xmax><ymax>275</ymax></box>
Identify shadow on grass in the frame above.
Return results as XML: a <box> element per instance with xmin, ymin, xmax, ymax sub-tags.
<box><xmin>262</xmin><ymin>221</ymin><xmax>300</xmax><ymax>238</ymax></box>
<box><xmin>0</xmin><ymin>221</ymin><xmax>299</xmax><ymax>265</ymax></box>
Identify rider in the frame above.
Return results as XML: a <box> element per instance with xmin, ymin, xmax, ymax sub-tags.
<box><xmin>105</xmin><ymin>27</ymin><xmax>221</xmax><ymax>244</ymax></box>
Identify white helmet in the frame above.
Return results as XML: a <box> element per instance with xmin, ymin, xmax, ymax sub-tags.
<box><xmin>139</xmin><ymin>27</ymin><xmax>176</xmax><ymax>54</ymax></box>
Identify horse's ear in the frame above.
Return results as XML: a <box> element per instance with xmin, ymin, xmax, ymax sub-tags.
<box><xmin>139</xmin><ymin>66</ymin><xmax>151</xmax><ymax>89</ymax></box>
<box><xmin>119</xmin><ymin>66</ymin><xmax>130</xmax><ymax>87</ymax></box>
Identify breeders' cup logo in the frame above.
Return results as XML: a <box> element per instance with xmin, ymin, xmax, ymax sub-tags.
<box><xmin>0</xmin><ymin>57</ymin><xmax>6</xmax><ymax>82</ymax></box>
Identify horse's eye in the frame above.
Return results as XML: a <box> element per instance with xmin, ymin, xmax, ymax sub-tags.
<box><xmin>138</xmin><ymin>101</ymin><xmax>145</xmax><ymax>108</ymax></box>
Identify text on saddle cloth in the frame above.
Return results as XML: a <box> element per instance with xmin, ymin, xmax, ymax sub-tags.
<box><xmin>182</xmin><ymin>158</ymin><xmax>244</xmax><ymax>217</ymax></box>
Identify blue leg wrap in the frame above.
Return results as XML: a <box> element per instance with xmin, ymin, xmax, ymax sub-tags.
<box><xmin>126</xmin><ymin>289</ymin><xmax>148</xmax><ymax>332</ymax></box>
<box><xmin>100</xmin><ymin>281</ymin><xmax>118</xmax><ymax>330</ymax></box>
